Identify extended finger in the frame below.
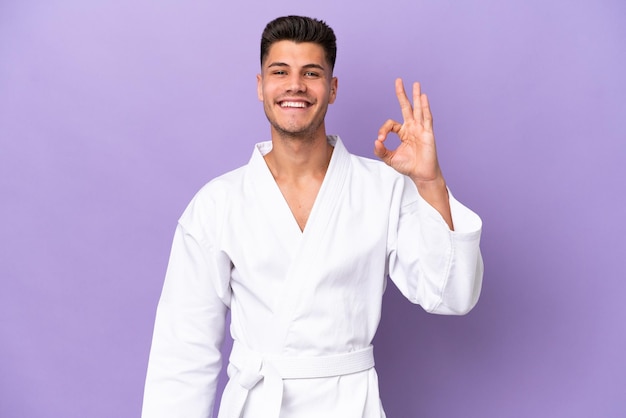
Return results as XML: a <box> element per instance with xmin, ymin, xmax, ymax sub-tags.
<box><xmin>377</xmin><ymin>119</ymin><xmax>402</xmax><ymax>140</ymax></box>
<box><xmin>412</xmin><ymin>82</ymin><xmax>423</xmax><ymax>122</ymax></box>
<box><xmin>421</xmin><ymin>93</ymin><xmax>433</xmax><ymax>130</ymax></box>
<box><xmin>395</xmin><ymin>78</ymin><xmax>414</xmax><ymax>122</ymax></box>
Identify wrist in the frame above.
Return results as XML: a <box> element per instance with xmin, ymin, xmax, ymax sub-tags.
<box><xmin>411</xmin><ymin>174</ymin><xmax>454</xmax><ymax>230</ymax></box>
<box><xmin>411</xmin><ymin>173</ymin><xmax>447</xmax><ymax>192</ymax></box>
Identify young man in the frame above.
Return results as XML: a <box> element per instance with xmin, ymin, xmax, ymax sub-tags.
<box><xmin>142</xmin><ymin>15</ymin><xmax>483</xmax><ymax>418</ymax></box>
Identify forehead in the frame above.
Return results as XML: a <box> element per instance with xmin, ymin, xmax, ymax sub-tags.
<box><xmin>263</xmin><ymin>40</ymin><xmax>329</xmax><ymax>68</ymax></box>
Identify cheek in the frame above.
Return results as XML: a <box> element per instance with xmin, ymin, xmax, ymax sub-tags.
<box><xmin>259</xmin><ymin>82</ymin><xmax>281</xmax><ymax>102</ymax></box>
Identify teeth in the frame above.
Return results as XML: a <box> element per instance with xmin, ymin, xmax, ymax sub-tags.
<box><xmin>280</xmin><ymin>101</ymin><xmax>307</xmax><ymax>108</ymax></box>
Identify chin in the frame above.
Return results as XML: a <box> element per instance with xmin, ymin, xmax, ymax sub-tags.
<box><xmin>272</xmin><ymin>122</ymin><xmax>316</xmax><ymax>138</ymax></box>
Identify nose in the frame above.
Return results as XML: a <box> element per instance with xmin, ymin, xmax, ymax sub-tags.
<box><xmin>285</xmin><ymin>73</ymin><xmax>306</xmax><ymax>93</ymax></box>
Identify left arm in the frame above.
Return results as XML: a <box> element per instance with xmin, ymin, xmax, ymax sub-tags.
<box><xmin>378</xmin><ymin>79</ymin><xmax>483</xmax><ymax>314</ymax></box>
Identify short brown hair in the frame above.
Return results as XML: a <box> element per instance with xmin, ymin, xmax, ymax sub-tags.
<box><xmin>260</xmin><ymin>16</ymin><xmax>337</xmax><ymax>70</ymax></box>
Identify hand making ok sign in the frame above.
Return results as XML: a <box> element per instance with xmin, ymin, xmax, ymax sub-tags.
<box><xmin>374</xmin><ymin>78</ymin><xmax>443</xmax><ymax>183</ymax></box>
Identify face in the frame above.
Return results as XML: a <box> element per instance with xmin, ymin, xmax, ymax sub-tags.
<box><xmin>257</xmin><ymin>40</ymin><xmax>338</xmax><ymax>140</ymax></box>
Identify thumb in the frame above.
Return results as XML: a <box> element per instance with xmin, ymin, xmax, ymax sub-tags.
<box><xmin>374</xmin><ymin>139</ymin><xmax>393</xmax><ymax>164</ymax></box>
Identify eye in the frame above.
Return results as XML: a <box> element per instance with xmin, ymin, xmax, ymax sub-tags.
<box><xmin>304</xmin><ymin>71</ymin><xmax>319</xmax><ymax>78</ymax></box>
<box><xmin>272</xmin><ymin>70</ymin><xmax>286</xmax><ymax>76</ymax></box>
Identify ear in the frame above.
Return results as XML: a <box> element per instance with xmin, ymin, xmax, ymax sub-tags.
<box><xmin>328</xmin><ymin>77</ymin><xmax>338</xmax><ymax>104</ymax></box>
<box><xmin>256</xmin><ymin>74</ymin><xmax>263</xmax><ymax>101</ymax></box>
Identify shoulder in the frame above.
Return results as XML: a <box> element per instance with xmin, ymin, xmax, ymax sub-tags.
<box><xmin>178</xmin><ymin>165</ymin><xmax>248</xmax><ymax>232</ymax></box>
<box><xmin>197</xmin><ymin>165</ymin><xmax>247</xmax><ymax>200</ymax></box>
<box><xmin>332</xmin><ymin>137</ymin><xmax>400</xmax><ymax>180</ymax></box>
<box><xmin>350</xmin><ymin>153</ymin><xmax>392</xmax><ymax>173</ymax></box>
<box><xmin>344</xmin><ymin>149</ymin><xmax>418</xmax><ymax>206</ymax></box>
<box><xmin>348</xmin><ymin>152</ymin><xmax>405</xmax><ymax>185</ymax></box>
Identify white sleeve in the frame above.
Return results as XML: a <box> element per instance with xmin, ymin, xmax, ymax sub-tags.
<box><xmin>142</xmin><ymin>222</ymin><xmax>231</xmax><ymax>418</ymax></box>
<box><xmin>388</xmin><ymin>178</ymin><xmax>483</xmax><ymax>315</ymax></box>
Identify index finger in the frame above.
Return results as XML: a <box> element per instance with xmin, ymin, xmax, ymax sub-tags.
<box><xmin>395</xmin><ymin>78</ymin><xmax>414</xmax><ymax>122</ymax></box>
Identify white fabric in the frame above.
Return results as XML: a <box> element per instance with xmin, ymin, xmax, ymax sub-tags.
<box><xmin>219</xmin><ymin>342</ymin><xmax>375</xmax><ymax>418</ymax></box>
<box><xmin>142</xmin><ymin>136</ymin><xmax>483</xmax><ymax>418</ymax></box>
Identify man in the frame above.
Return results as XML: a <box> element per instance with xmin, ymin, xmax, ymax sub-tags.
<box><xmin>142</xmin><ymin>15</ymin><xmax>483</xmax><ymax>418</ymax></box>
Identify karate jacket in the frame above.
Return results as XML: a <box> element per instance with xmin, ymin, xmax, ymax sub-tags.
<box><xmin>142</xmin><ymin>136</ymin><xmax>484</xmax><ymax>417</ymax></box>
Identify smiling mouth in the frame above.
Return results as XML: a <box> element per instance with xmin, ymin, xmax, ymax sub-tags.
<box><xmin>278</xmin><ymin>100</ymin><xmax>311</xmax><ymax>108</ymax></box>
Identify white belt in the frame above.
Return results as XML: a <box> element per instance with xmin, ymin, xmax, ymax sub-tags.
<box><xmin>217</xmin><ymin>341</ymin><xmax>375</xmax><ymax>418</ymax></box>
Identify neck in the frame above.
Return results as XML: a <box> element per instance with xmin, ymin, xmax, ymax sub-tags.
<box><xmin>264</xmin><ymin>133</ymin><xmax>333</xmax><ymax>180</ymax></box>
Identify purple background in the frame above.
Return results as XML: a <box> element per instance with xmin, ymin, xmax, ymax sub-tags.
<box><xmin>1</xmin><ymin>1</ymin><xmax>625</xmax><ymax>417</ymax></box>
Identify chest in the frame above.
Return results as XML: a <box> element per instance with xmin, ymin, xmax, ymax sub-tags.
<box><xmin>276</xmin><ymin>178</ymin><xmax>324</xmax><ymax>232</ymax></box>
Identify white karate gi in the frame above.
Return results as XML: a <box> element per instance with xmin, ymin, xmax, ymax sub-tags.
<box><xmin>142</xmin><ymin>136</ymin><xmax>483</xmax><ymax>418</ymax></box>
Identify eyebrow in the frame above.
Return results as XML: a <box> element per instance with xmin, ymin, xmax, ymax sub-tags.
<box><xmin>267</xmin><ymin>62</ymin><xmax>326</xmax><ymax>71</ymax></box>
